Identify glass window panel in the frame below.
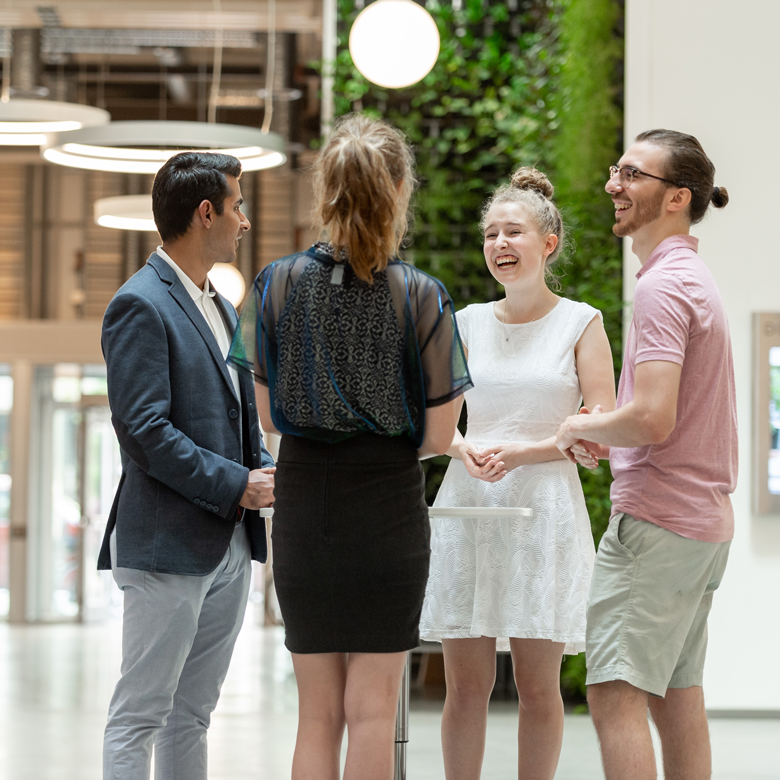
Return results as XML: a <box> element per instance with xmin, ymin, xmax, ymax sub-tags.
<box><xmin>0</xmin><ymin>365</ymin><xmax>10</xmax><ymax>618</ymax></box>
<box><xmin>81</xmin><ymin>376</ymin><xmax>108</xmax><ymax>396</ymax></box>
<box><xmin>770</xmin><ymin>351</ymin><xmax>780</xmax><ymax>495</ymax></box>
<box><xmin>50</xmin><ymin>405</ymin><xmax>82</xmax><ymax>617</ymax></box>
<box><xmin>82</xmin><ymin>403</ymin><xmax>122</xmax><ymax>621</ymax></box>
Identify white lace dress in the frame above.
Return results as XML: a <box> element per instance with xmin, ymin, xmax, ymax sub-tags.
<box><xmin>419</xmin><ymin>298</ymin><xmax>600</xmax><ymax>654</ymax></box>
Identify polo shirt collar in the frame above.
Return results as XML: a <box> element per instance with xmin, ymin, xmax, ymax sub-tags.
<box><xmin>156</xmin><ymin>246</ymin><xmax>216</xmax><ymax>302</ymax></box>
<box><xmin>637</xmin><ymin>234</ymin><xmax>699</xmax><ymax>279</ymax></box>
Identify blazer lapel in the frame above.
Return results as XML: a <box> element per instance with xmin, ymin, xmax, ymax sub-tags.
<box><xmin>213</xmin><ymin>291</ymin><xmax>238</xmax><ymax>333</ymax></box>
<box><xmin>148</xmin><ymin>253</ymin><xmax>239</xmax><ymax>403</ymax></box>
<box><xmin>214</xmin><ymin>293</ymin><xmax>258</xmax><ymax>426</ymax></box>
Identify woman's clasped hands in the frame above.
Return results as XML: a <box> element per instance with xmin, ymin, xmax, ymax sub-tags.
<box><xmin>458</xmin><ymin>440</ymin><xmax>511</xmax><ymax>482</ymax></box>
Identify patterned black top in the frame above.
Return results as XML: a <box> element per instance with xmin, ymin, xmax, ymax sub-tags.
<box><xmin>228</xmin><ymin>243</ymin><xmax>472</xmax><ymax>447</ymax></box>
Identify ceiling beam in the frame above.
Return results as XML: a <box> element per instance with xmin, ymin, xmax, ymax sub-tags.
<box><xmin>0</xmin><ymin>1</ymin><xmax>323</xmax><ymax>35</ymax></box>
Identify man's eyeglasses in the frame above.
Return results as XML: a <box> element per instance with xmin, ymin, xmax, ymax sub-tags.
<box><xmin>608</xmin><ymin>165</ymin><xmax>679</xmax><ymax>188</ymax></box>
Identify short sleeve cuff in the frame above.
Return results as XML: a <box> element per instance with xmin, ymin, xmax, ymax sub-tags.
<box><xmin>425</xmin><ymin>381</ymin><xmax>473</xmax><ymax>408</ymax></box>
<box><xmin>634</xmin><ymin>349</ymin><xmax>685</xmax><ymax>366</ymax></box>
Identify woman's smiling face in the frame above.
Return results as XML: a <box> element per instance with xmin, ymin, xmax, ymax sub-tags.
<box><xmin>482</xmin><ymin>201</ymin><xmax>556</xmax><ymax>286</ymax></box>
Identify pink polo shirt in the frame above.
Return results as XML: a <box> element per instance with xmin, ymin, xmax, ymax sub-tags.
<box><xmin>609</xmin><ymin>235</ymin><xmax>737</xmax><ymax>543</ymax></box>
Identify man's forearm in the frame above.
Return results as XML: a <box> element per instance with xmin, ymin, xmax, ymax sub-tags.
<box><xmin>559</xmin><ymin>401</ymin><xmax>666</xmax><ymax>450</ymax></box>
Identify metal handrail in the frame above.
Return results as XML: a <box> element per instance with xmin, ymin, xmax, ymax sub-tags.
<box><xmin>256</xmin><ymin>504</ymin><xmax>533</xmax><ymax>780</ymax></box>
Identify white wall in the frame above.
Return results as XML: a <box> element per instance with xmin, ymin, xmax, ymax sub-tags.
<box><xmin>624</xmin><ymin>0</ymin><xmax>780</xmax><ymax>712</ymax></box>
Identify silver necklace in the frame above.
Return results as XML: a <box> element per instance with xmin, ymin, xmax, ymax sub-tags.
<box><xmin>499</xmin><ymin>295</ymin><xmax>556</xmax><ymax>341</ymax></box>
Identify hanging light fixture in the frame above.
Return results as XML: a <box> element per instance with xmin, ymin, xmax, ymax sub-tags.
<box><xmin>94</xmin><ymin>195</ymin><xmax>157</xmax><ymax>232</ymax></box>
<box><xmin>42</xmin><ymin>0</ymin><xmax>285</xmax><ymax>175</ymax></box>
<box><xmin>43</xmin><ymin>120</ymin><xmax>286</xmax><ymax>174</ymax></box>
<box><xmin>0</xmin><ymin>98</ymin><xmax>110</xmax><ymax>146</ymax></box>
<box><xmin>349</xmin><ymin>0</ymin><xmax>440</xmax><ymax>89</ymax></box>
<box><xmin>93</xmin><ymin>194</ymin><xmax>247</xmax><ymax>307</ymax></box>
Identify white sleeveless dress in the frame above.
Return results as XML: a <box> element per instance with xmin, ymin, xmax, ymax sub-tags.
<box><xmin>419</xmin><ymin>298</ymin><xmax>600</xmax><ymax>654</ymax></box>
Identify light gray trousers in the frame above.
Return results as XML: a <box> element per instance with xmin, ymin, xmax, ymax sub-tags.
<box><xmin>103</xmin><ymin>522</ymin><xmax>251</xmax><ymax>780</ymax></box>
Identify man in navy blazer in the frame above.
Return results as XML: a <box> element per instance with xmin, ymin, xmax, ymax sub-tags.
<box><xmin>99</xmin><ymin>152</ymin><xmax>275</xmax><ymax>780</ymax></box>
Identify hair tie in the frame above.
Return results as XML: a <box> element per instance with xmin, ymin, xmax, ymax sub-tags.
<box><xmin>712</xmin><ymin>186</ymin><xmax>720</xmax><ymax>200</ymax></box>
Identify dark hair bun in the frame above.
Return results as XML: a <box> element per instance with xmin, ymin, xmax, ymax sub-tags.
<box><xmin>711</xmin><ymin>185</ymin><xmax>729</xmax><ymax>209</ymax></box>
<box><xmin>510</xmin><ymin>166</ymin><xmax>554</xmax><ymax>199</ymax></box>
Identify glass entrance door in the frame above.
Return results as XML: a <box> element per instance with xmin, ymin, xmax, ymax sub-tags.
<box><xmin>30</xmin><ymin>365</ymin><xmax>121</xmax><ymax>622</ymax></box>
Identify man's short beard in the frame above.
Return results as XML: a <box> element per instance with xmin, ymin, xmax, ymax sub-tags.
<box><xmin>612</xmin><ymin>187</ymin><xmax>667</xmax><ymax>238</ymax></box>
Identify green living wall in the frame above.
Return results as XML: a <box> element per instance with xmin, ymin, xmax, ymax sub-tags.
<box><xmin>331</xmin><ymin>0</ymin><xmax>624</xmax><ymax>699</ymax></box>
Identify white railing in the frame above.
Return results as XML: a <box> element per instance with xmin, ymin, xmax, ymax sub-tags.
<box><xmin>258</xmin><ymin>506</ymin><xmax>532</xmax><ymax>519</ymax></box>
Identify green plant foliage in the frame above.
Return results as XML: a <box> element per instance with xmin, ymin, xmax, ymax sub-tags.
<box><xmin>331</xmin><ymin>0</ymin><xmax>624</xmax><ymax>700</ymax></box>
<box><xmin>554</xmin><ymin>0</ymin><xmax>624</xmax><ymax>702</ymax></box>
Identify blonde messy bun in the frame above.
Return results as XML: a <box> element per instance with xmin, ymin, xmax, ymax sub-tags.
<box><xmin>510</xmin><ymin>167</ymin><xmax>555</xmax><ymax>199</ymax></box>
<box><xmin>480</xmin><ymin>166</ymin><xmax>566</xmax><ymax>268</ymax></box>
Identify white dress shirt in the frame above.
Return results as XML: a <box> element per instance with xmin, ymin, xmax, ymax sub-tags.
<box><xmin>157</xmin><ymin>247</ymin><xmax>242</xmax><ymax>409</ymax></box>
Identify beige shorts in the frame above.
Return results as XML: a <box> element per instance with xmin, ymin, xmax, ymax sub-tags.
<box><xmin>586</xmin><ymin>512</ymin><xmax>730</xmax><ymax>698</ymax></box>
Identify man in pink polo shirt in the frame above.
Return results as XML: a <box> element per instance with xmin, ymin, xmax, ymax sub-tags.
<box><xmin>556</xmin><ymin>129</ymin><xmax>736</xmax><ymax>780</ymax></box>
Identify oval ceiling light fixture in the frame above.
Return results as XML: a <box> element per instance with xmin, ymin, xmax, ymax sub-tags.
<box><xmin>94</xmin><ymin>195</ymin><xmax>157</xmax><ymax>232</ymax></box>
<box><xmin>42</xmin><ymin>120</ymin><xmax>286</xmax><ymax>174</ymax></box>
<box><xmin>207</xmin><ymin>264</ymin><xmax>247</xmax><ymax>308</ymax></box>
<box><xmin>0</xmin><ymin>98</ymin><xmax>110</xmax><ymax>146</ymax></box>
<box><xmin>349</xmin><ymin>0</ymin><xmax>440</xmax><ymax>89</ymax></box>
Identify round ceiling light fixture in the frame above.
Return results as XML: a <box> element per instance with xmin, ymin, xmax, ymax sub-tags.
<box><xmin>349</xmin><ymin>0</ymin><xmax>440</xmax><ymax>89</ymax></box>
<box><xmin>94</xmin><ymin>195</ymin><xmax>157</xmax><ymax>232</ymax></box>
<box><xmin>0</xmin><ymin>98</ymin><xmax>110</xmax><ymax>146</ymax></box>
<box><xmin>43</xmin><ymin>120</ymin><xmax>286</xmax><ymax>174</ymax></box>
<box><xmin>208</xmin><ymin>264</ymin><xmax>247</xmax><ymax>308</ymax></box>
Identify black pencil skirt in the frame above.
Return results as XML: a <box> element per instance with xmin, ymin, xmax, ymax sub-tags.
<box><xmin>271</xmin><ymin>432</ymin><xmax>430</xmax><ymax>654</ymax></box>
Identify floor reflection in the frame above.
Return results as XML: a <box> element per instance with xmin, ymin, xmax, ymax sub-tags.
<box><xmin>0</xmin><ymin>612</ymin><xmax>777</xmax><ymax>779</ymax></box>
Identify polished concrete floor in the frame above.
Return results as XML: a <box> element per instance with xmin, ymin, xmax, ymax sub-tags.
<box><xmin>0</xmin><ymin>615</ymin><xmax>778</xmax><ymax>779</ymax></box>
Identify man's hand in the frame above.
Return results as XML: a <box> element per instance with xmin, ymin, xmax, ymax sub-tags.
<box><xmin>569</xmin><ymin>406</ymin><xmax>609</xmax><ymax>468</ymax></box>
<box><xmin>557</xmin><ymin>406</ymin><xmax>605</xmax><ymax>466</ymax></box>
<box><xmin>239</xmin><ymin>466</ymin><xmax>276</xmax><ymax>509</ymax></box>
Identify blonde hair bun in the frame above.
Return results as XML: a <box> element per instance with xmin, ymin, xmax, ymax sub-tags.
<box><xmin>510</xmin><ymin>166</ymin><xmax>554</xmax><ymax>199</ymax></box>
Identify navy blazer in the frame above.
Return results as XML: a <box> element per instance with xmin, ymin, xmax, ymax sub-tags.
<box><xmin>97</xmin><ymin>252</ymin><xmax>274</xmax><ymax>575</ymax></box>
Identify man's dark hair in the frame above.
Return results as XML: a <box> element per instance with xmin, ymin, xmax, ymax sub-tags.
<box><xmin>635</xmin><ymin>129</ymin><xmax>729</xmax><ymax>225</ymax></box>
<box><xmin>152</xmin><ymin>152</ymin><xmax>242</xmax><ymax>241</ymax></box>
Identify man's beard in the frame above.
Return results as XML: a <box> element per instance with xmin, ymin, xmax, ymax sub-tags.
<box><xmin>612</xmin><ymin>187</ymin><xmax>667</xmax><ymax>238</ymax></box>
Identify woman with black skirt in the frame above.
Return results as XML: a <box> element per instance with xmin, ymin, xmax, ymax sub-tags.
<box><xmin>228</xmin><ymin>113</ymin><xmax>472</xmax><ymax>780</ymax></box>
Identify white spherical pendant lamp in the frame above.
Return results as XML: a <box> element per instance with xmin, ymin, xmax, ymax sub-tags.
<box><xmin>208</xmin><ymin>264</ymin><xmax>247</xmax><ymax>308</ymax></box>
<box><xmin>349</xmin><ymin>0</ymin><xmax>440</xmax><ymax>89</ymax></box>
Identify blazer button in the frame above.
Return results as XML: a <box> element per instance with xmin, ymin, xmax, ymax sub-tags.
<box><xmin>229</xmin><ymin>409</ymin><xmax>239</xmax><ymax>419</ymax></box>
<box><xmin>214</xmin><ymin>506</ymin><xmax>219</xmax><ymax>513</ymax></box>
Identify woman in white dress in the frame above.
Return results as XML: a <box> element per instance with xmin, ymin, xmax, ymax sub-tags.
<box><xmin>419</xmin><ymin>167</ymin><xmax>616</xmax><ymax>780</ymax></box>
